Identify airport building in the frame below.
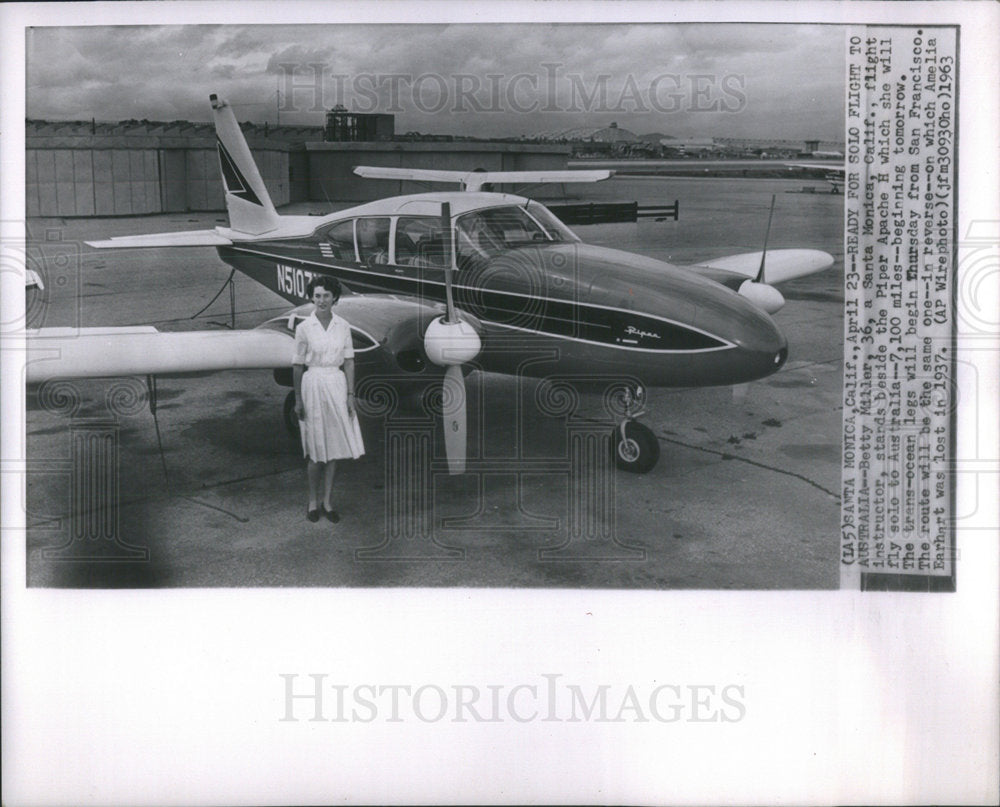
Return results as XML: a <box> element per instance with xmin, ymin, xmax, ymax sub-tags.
<box><xmin>25</xmin><ymin>119</ymin><xmax>303</xmax><ymax>217</ymax></box>
<box><xmin>25</xmin><ymin>114</ymin><xmax>570</xmax><ymax>217</ymax></box>
<box><xmin>25</xmin><ymin>112</ymin><xmax>845</xmax><ymax>217</ymax></box>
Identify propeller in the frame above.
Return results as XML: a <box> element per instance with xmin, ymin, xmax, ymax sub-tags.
<box><xmin>422</xmin><ymin>202</ymin><xmax>482</xmax><ymax>473</ymax></box>
<box><xmin>755</xmin><ymin>193</ymin><xmax>776</xmax><ymax>284</ymax></box>
<box><xmin>738</xmin><ymin>193</ymin><xmax>786</xmax><ymax>314</ymax></box>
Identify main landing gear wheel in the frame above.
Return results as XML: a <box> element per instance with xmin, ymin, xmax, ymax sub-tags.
<box><xmin>611</xmin><ymin>420</ymin><xmax>660</xmax><ymax>474</ymax></box>
<box><xmin>283</xmin><ymin>390</ymin><xmax>300</xmax><ymax>437</ymax></box>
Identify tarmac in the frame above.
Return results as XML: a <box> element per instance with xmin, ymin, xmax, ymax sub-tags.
<box><xmin>23</xmin><ymin>175</ymin><xmax>844</xmax><ymax>588</ymax></box>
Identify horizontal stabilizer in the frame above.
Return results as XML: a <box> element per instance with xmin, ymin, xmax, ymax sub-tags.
<box><xmin>26</xmin><ymin>327</ymin><xmax>293</xmax><ymax>383</ymax></box>
<box><xmin>690</xmin><ymin>249</ymin><xmax>834</xmax><ymax>285</ymax></box>
<box><xmin>86</xmin><ymin>229</ymin><xmax>233</xmax><ymax>249</ymax></box>
<box><xmin>354</xmin><ymin>166</ymin><xmax>612</xmax><ymax>192</ymax></box>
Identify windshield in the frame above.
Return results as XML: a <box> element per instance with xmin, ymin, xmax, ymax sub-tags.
<box><xmin>524</xmin><ymin>201</ymin><xmax>580</xmax><ymax>242</ymax></box>
<box><xmin>455</xmin><ymin>204</ymin><xmax>578</xmax><ymax>266</ymax></box>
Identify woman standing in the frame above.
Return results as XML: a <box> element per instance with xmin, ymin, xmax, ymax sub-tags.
<box><xmin>293</xmin><ymin>277</ymin><xmax>365</xmax><ymax>522</ymax></box>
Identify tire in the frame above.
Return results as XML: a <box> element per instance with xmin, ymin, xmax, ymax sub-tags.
<box><xmin>610</xmin><ymin>421</ymin><xmax>660</xmax><ymax>474</ymax></box>
<box><xmin>283</xmin><ymin>390</ymin><xmax>301</xmax><ymax>437</ymax></box>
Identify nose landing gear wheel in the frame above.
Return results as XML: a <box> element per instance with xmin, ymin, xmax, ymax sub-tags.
<box><xmin>611</xmin><ymin>421</ymin><xmax>660</xmax><ymax>474</ymax></box>
<box><xmin>283</xmin><ymin>390</ymin><xmax>300</xmax><ymax>437</ymax></box>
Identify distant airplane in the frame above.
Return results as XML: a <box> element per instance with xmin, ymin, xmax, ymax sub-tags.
<box><xmin>785</xmin><ymin>162</ymin><xmax>846</xmax><ymax>194</ymax></box>
<box><xmin>27</xmin><ymin>93</ymin><xmax>834</xmax><ymax>474</ymax></box>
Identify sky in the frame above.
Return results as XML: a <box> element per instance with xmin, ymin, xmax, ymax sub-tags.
<box><xmin>25</xmin><ymin>23</ymin><xmax>845</xmax><ymax>141</ymax></box>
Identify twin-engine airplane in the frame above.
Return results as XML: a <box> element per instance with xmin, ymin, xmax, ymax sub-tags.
<box><xmin>26</xmin><ymin>93</ymin><xmax>834</xmax><ymax>474</ymax></box>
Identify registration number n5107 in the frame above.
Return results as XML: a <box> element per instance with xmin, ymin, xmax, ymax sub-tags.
<box><xmin>276</xmin><ymin>264</ymin><xmax>316</xmax><ymax>298</ymax></box>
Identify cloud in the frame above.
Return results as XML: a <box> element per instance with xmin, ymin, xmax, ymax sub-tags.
<box><xmin>25</xmin><ymin>23</ymin><xmax>844</xmax><ymax>139</ymax></box>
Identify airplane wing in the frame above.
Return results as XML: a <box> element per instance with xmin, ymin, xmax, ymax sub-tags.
<box><xmin>26</xmin><ymin>327</ymin><xmax>293</xmax><ymax>383</ymax></box>
<box><xmin>687</xmin><ymin>249</ymin><xmax>834</xmax><ymax>287</ymax></box>
<box><xmin>26</xmin><ymin>296</ymin><xmax>484</xmax><ymax>474</ymax></box>
<box><xmin>685</xmin><ymin>249</ymin><xmax>835</xmax><ymax>314</ymax></box>
<box><xmin>25</xmin><ymin>295</ymin><xmax>481</xmax><ymax>385</ymax></box>
<box><xmin>785</xmin><ymin>163</ymin><xmax>845</xmax><ymax>174</ymax></box>
<box><xmin>353</xmin><ymin>166</ymin><xmax>613</xmax><ymax>192</ymax></box>
<box><xmin>85</xmin><ymin>229</ymin><xmax>234</xmax><ymax>249</ymax></box>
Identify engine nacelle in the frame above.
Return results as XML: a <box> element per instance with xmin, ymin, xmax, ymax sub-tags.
<box><xmin>424</xmin><ymin>316</ymin><xmax>482</xmax><ymax>367</ymax></box>
<box><xmin>738</xmin><ymin>280</ymin><xmax>785</xmax><ymax>314</ymax></box>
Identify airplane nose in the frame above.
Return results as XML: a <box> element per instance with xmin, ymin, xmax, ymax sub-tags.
<box><xmin>732</xmin><ymin>326</ymin><xmax>787</xmax><ymax>382</ymax></box>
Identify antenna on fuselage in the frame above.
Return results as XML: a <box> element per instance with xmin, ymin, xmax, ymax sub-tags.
<box><xmin>318</xmin><ymin>177</ymin><xmax>338</xmax><ymax>215</ymax></box>
<box><xmin>755</xmin><ymin>194</ymin><xmax>777</xmax><ymax>284</ymax></box>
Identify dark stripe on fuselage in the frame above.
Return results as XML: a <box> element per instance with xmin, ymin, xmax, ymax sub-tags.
<box><xmin>216</xmin><ymin>244</ymin><xmax>731</xmax><ymax>353</ymax></box>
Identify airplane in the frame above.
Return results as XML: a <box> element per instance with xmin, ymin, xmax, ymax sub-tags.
<box><xmin>785</xmin><ymin>162</ymin><xmax>846</xmax><ymax>194</ymax></box>
<box><xmin>26</xmin><ymin>93</ymin><xmax>835</xmax><ymax>475</ymax></box>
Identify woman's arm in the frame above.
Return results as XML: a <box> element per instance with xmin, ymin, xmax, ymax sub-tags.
<box><xmin>344</xmin><ymin>358</ymin><xmax>356</xmax><ymax>418</ymax></box>
<box><xmin>292</xmin><ymin>320</ymin><xmax>309</xmax><ymax>420</ymax></box>
<box><xmin>293</xmin><ymin>364</ymin><xmax>305</xmax><ymax>420</ymax></box>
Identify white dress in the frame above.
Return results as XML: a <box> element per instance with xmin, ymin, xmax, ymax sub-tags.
<box><xmin>293</xmin><ymin>312</ymin><xmax>365</xmax><ymax>462</ymax></box>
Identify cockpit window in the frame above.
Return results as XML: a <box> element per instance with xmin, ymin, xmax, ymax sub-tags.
<box><xmin>319</xmin><ymin>219</ymin><xmax>356</xmax><ymax>261</ymax></box>
<box><xmin>356</xmin><ymin>217</ymin><xmax>391</xmax><ymax>267</ymax></box>
<box><xmin>455</xmin><ymin>205</ymin><xmax>577</xmax><ymax>268</ymax></box>
<box><xmin>395</xmin><ymin>216</ymin><xmax>449</xmax><ymax>268</ymax></box>
<box><xmin>524</xmin><ymin>201</ymin><xmax>580</xmax><ymax>243</ymax></box>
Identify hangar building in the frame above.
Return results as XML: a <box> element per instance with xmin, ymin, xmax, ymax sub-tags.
<box><xmin>25</xmin><ymin>116</ymin><xmax>570</xmax><ymax>217</ymax></box>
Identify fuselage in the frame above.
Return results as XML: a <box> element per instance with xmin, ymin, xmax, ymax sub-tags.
<box><xmin>217</xmin><ymin>192</ymin><xmax>787</xmax><ymax>388</ymax></box>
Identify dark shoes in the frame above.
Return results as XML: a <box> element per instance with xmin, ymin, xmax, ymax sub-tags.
<box><xmin>308</xmin><ymin>505</ymin><xmax>339</xmax><ymax>523</ymax></box>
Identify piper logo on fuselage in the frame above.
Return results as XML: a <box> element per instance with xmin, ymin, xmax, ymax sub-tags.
<box><xmin>625</xmin><ymin>325</ymin><xmax>661</xmax><ymax>340</ymax></box>
<box><xmin>276</xmin><ymin>264</ymin><xmax>317</xmax><ymax>298</ymax></box>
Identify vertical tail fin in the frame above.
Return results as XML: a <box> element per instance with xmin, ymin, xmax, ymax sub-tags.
<box><xmin>210</xmin><ymin>94</ymin><xmax>280</xmax><ymax>235</ymax></box>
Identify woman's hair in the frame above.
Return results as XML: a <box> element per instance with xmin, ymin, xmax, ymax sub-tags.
<box><xmin>306</xmin><ymin>275</ymin><xmax>342</xmax><ymax>302</ymax></box>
